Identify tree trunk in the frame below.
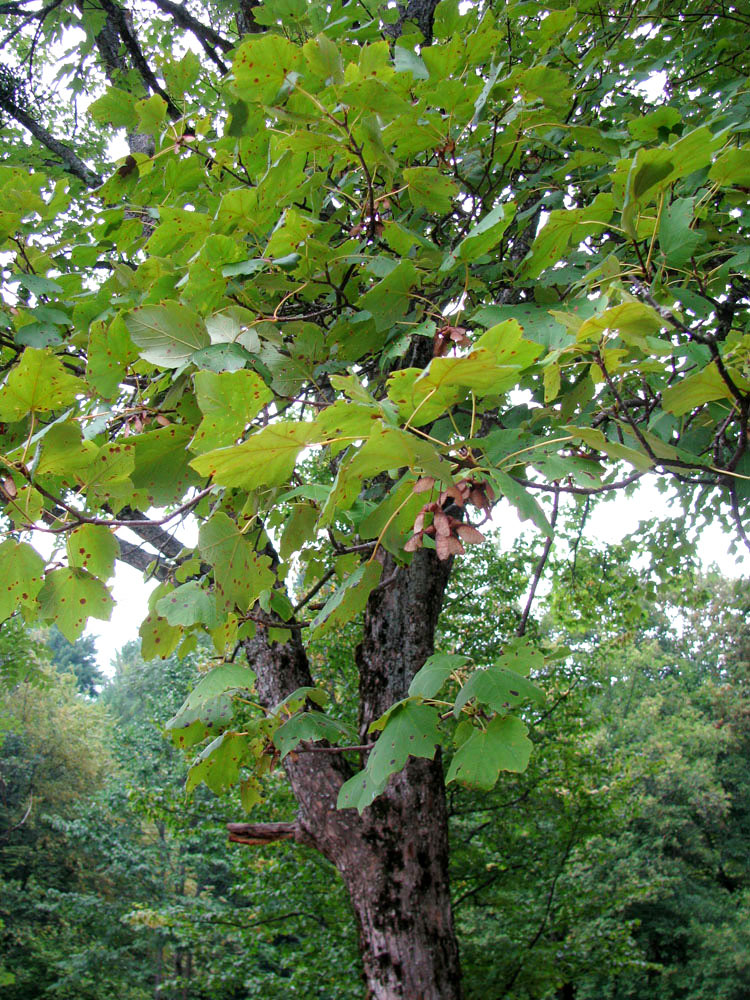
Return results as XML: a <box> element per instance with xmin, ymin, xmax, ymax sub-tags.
<box><xmin>241</xmin><ymin>548</ymin><xmax>462</xmax><ymax>998</ymax></box>
<box><xmin>341</xmin><ymin>759</ymin><xmax>461</xmax><ymax>999</ymax></box>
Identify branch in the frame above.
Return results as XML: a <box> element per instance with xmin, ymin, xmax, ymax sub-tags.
<box><xmin>0</xmin><ymin>796</ymin><xmax>32</xmax><ymax>843</ymax></box>
<box><xmin>729</xmin><ymin>484</ymin><xmax>750</xmax><ymax>557</ymax></box>
<box><xmin>0</xmin><ymin>0</ymin><xmax>63</xmax><ymax>48</ymax></box>
<box><xmin>116</xmin><ymin>506</ymin><xmax>184</xmax><ymax>559</ymax></box>
<box><xmin>98</xmin><ymin>0</ymin><xmax>182</xmax><ymax>119</ymax></box>
<box><xmin>511</xmin><ymin>471</ymin><xmax>646</xmax><ymax>496</ymax></box>
<box><xmin>226</xmin><ymin>820</ymin><xmax>302</xmax><ymax>846</ymax></box>
<box><xmin>517</xmin><ymin>485</ymin><xmax>560</xmax><ymax>637</ymax></box>
<box><xmin>0</xmin><ymin>95</ymin><xmax>102</xmax><ymax>186</ymax></box>
<box><xmin>115</xmin><ymin>536</ymin><xmax>169</xmax><ymax>579</ymax></box>
<box><xmin>147</xmin><ymin>0</ymin><xmax>232</xmax><ymax>53</ymax></box>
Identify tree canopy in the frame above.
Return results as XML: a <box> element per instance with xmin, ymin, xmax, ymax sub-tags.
<box><xmin>0</xmin><ymin>0</ymin><xmax>748</xmax><ymax>995</ymax></box>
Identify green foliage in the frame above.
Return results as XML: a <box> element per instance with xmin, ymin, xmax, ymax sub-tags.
<box><xmin>0</xmin><ymin>0</ymin><xmax>748</xmax><ymax>950</ymax></box>
<box><xmin>45</xmin><ymin>626</ymin><xmax>103</xmax><ymax>696</ymax></box>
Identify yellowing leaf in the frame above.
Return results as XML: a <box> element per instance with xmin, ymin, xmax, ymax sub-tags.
<box><xmin>191</xmin><ymin>370</ymin><xmax>272</xmax><ymax>453</ymax></box>
<box><xmin>191</xmin><ymin>421</ymin><xmax>321</xmax><ymax>489</ymax></box>
<box><xmin>662</xmin><ymin>362</ymin><xmax>750</xmax><ymax>416</ymax></box>
<box><xmin>0</xmin><ymin>540</ymin><xmax>45</xmax><ymax>621</ymax></box>
<box><xmin>37</xmin><ymin>567</ymin><xmax>113</xmax><ymax>642</ymax></box>
<box><xmin>66</xmin><ymin>524</ymin><xmax>119</xmax><ymax>579</ymax></box>
<box><xmin>0</xmin><ymin>348</ymin><xmax>85</xmax><ymax>420</ymax></box>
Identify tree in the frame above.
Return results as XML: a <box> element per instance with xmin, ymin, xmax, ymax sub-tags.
<box><xmin>0</xmin><ymin>651</ymin><xmax>112</xmax><ymax>997</ymax></box>
<box><xmin>0</xmin><ymin>1</ymin><xmax>748</xmax><ymax>994</ymax></box>
<box><xmin>45</xmin><ymin>626</ymin><xmax>103</xmax><ymax>696</ymax></box>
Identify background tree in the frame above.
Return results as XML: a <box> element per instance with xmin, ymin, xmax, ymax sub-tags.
<box><xmin>45</xmin><ymin>626</ymin><xmax>103</xmax><ymax>696</ymax></box>
<box><xmin>0</xmin><ymin>1</ymin><xmax>748</xmax><ymax>995</ymax></box>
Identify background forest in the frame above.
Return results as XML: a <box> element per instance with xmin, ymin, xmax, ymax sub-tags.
<box><xmin>2</xmin><ymin>532</ymin><xmax>748</xmax><ymax>1000</ymax></box>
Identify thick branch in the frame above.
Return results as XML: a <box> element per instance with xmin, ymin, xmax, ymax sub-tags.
<box><xmin>116</xmin><ymin>506</ymin><xmax>184</xmax><ymax>559</ymax></box>
<box><xmin>0</xmin><ymin>95</ymin><xmax>101</xmax><ymax>187</ymax></box>
<box><xmin>98</xmin><ymin>0</ymin><xmax>182</xmax><ymax>119</ymax></box>
<box><xmin>115</xmin><ymin>535</ymin><xmax>169</xmax><ymax>579</ymax></box>
<box><xmin>227</xmin><ymin>820</ymin><xmax>302</xmax><ymax>846</ymax></box>
<box><xmin>236</xmin><ymin>0</ymin><xmax>264</xmax><ymax>35</ymax></box>
<box><xmin>148</xmin><ymin>0</ymin><xmax>232</xmax><ymax>52</ymax></box>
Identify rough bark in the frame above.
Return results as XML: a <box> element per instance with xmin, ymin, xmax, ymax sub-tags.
<box><xmin>236</xmin><ymin>0</ymin><xmax>264</xmax><ymax>36</ymax></box>
<box><xmin>241</xmin><ymin>547</ymin><xmax>462</xmax><ymax>999</ymax></box>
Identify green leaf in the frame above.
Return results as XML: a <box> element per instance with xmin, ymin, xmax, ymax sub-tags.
<box><xmin>366</xmin><ymin>700</ymin><xmax>441</xmax><ymax>786</ymax></box>
<box><xmin>709</xmin><ymin>146</ymin><xmax>750</xmax><ymax>188</ymax></box>
<box><xmin>191</xmin><ymin>370</ymin><xmax>272</xmax><ymax>453</ymax></box>
<box><xmin>273</xmin><ymin>711</ymin><xmax>353</xmax><ymax>758</ymax></box>
<box><xmin>155</xmin><ymin>580</ymin><xmax>221</xmax><ymax>627</ymax></box>
<box><xmin>658</xmin><ymin>198</ymin><xmax>703</xmax><ymax>266</ymax></box>
<box><xmin>279</xmin><ymin>503</ymin><xmax>319</xmax><ymax>560</ymax></box>
<box><xmin>403</xmin><ymin>167</ymin><xmax>458</xmax><ymax>214</ymax></box>
<box><xmin>130</xmin><ymin>425</ymin><xmax>200</xmax><ymax>506</ymax></box>
<box><xmin>74</xmin><ymin>441</ymin><xmax>135</xmax><ymax>502</ymax></box>
<box><xmin>186</xmin><ymin>731</ymin><xmax>252</xmax><ymax>796</ymax></box>
<box><xmin>139</xmin><ymin>584</ymin><xmax>183</xmax><ymax>660</ymax></box>
<box><xmin>36</xmin><ymin>421</ymin><xmax>92</xmax><ymax>476</ymax></box>
<box><xmin>273</xmin><ymin>686</ymin><xmax>327</xmax><ymax>716</ymax></box>
<box><xmin>408</xmin><ymin>652</ymin><xmax>469</xmax><ymax>698</ymax></box>
<box><xmin>191</xmin><ymin>343</ymin><xmax>252</xmax><ymax>372</ymax></box>
<box><xmin>88</xmin><ymin>87</ymin><xmax>138</xmax><ymax>129</ymax></box>
<box><xmin>446</xmin><ymin>715</ymin><xmax>532</xmax><ymax>789</ymax></box>
<box><xmin>37</xmin><ymin>568</ymin><xmax>113</xmax><ymax>642</ymax></box>
<box><xmin>521</xmin><ymin>193</ymin><xmax>614</xmax><ymax>279</ymax></box>
<box><xmin>337</xmin><ymin>767</ymin><xmax>387</xmax><ymax>813</ymax></box>
<box><xmin>0</xmin><ymin>540</ymin><xmax>45</xmax><ymax>621</ymax></box>
<box><xmin>135</xmin><ymin>94</ymin><xmax>168</xmax><ymax>133</ymax></box>
<box><xmin>488</xmin><ymin>470</ymin><xmax>552</xmax><ymax>537</ymax></box>
<box><xmin>66</xmin><ymin>524</ymin><xmax>119</xmax><ymax>579</ymax></box>
<box><xmin>454</xmin><ymin>665</ymin><xmax>544</xmax><ymax>716</ymax></box>
<box><xmin>320</xmin><ymin>425</ymin><xmax>447</xmax><ymax>520</ymax></box>
<box><xmin>393</xmin><ymin>46</ymin><xmax>429</xmax><ymax>80</ymax></box>
<box><xmin>166</xmin><ymin>661</ymin><xmax>256</xmax><ymax>750</ymax></box>
<box><xmin>231</xmin><ymin>34</ymin><xmax>302</xmax><ymax>104</ymax></box>
<box><xmin>359</xmin><ymin>260</ymin><xmax>419</xmax><ymax>332</ymax></box>
<box><xmin>124</xmin><ymin>302</ymin><xmax>209</xmax><ymax>367</ymax></box>
<box><xmin>632</xmin><ymin>157</ymin><xmax>674</xmax><ymax>201</ymax></box>
<box><xmin>191</xmin><ymin>421</ymin><xmax>321</xmax><ymax>489</ymax></box>
<box><xmin>198</xmin><ymin>512</ymin><xmax>275</xmax><ymax>612</ymax></box>
<box><xmin>0</xmin><ymin>348</ymin><xmax>84</xmax><ymax>420</ymax></box>
<box><xmin>441</xmin><ymin>202</ymin><xmax>515</xmax><ymax>270</ymax></box>
<box><xmin>472</xmin><ymin>303</ymin><xmax>568</xmax><ymax>350</ymax></box>
<box><xmin>87</xmin><ymin>316</ymin><xmax>139</xmax><ymax>399</ymax></box>
<box><xmin>621</xmin><ymin>127</ymin><xmax>718</xmax><ymax>237</ymax></box>
<box><xmin>310</xmin><ymin>560</ymin><xmax>382</xmax><ymax>638</ymax></box>
<box><xmin>497</xmin><ymin>637</ymin><xmax>546</xmax><ymax>676</ymax></box>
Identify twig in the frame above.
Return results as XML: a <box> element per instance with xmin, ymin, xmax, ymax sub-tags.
<box><xmin>517</xmin><ymin>485</ymin><xmax>560</xmax><ymax>637</ymax></box>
